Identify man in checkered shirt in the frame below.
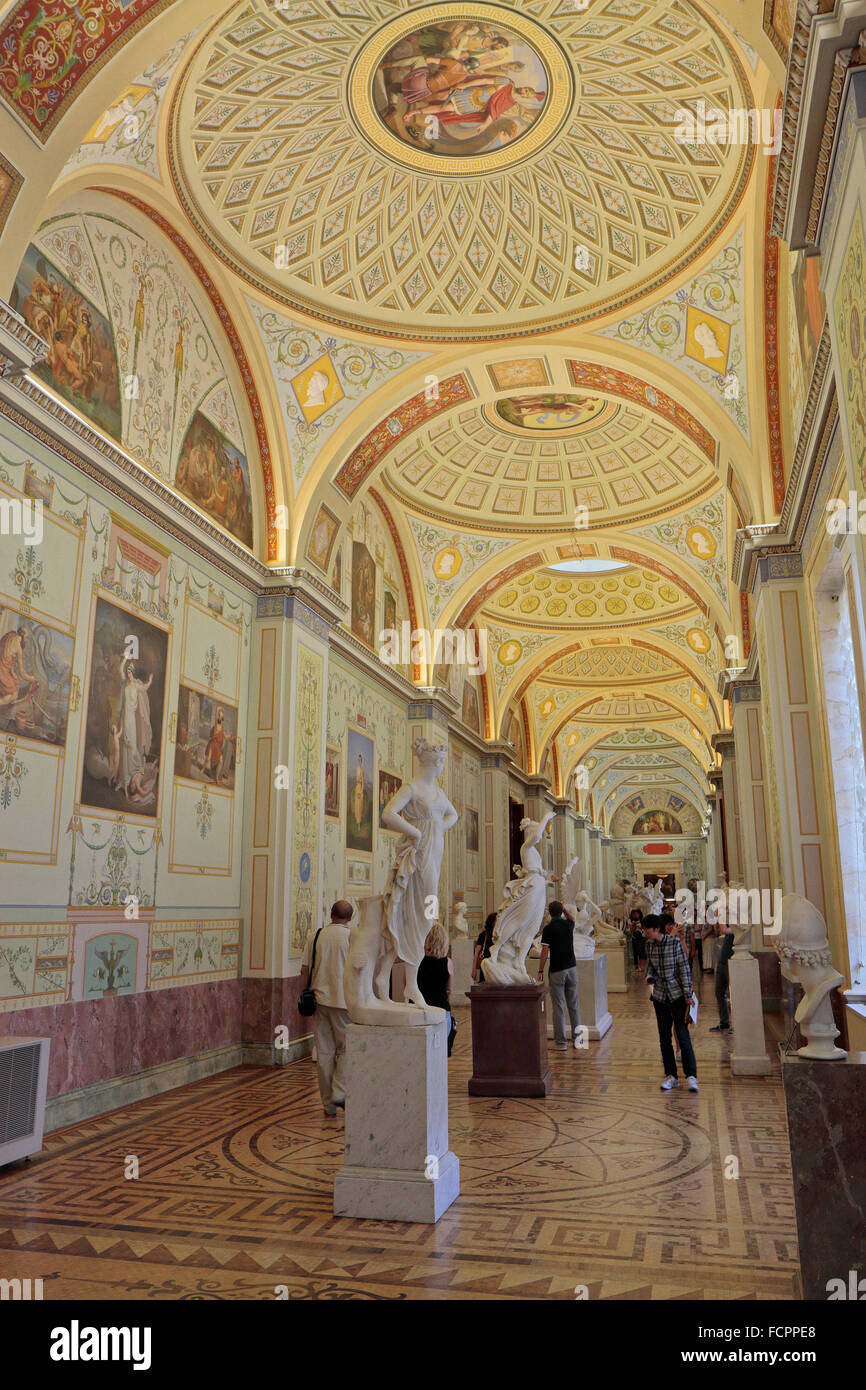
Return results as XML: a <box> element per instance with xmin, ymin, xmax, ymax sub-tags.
<box><xmin>643</xmin><ymin>914</ymin><xmax>699</xmax><ymax>1092</ymax></box>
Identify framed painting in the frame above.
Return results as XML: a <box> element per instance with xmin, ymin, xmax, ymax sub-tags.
<box><xmin>0</xmin><ymin>609</ymin><xmax>74</xmax><ymax>749</ymax></box>
<box><xmin>174</xmin><ymin>684</ymin><xmax>238</xmax><ymax>790</ymax></box>
<box><xmin>346</xmin><ymin>725</ymin><xmax>374</xmax><ymax>854</ymax></box>
<box><xmin>378</xmin><ymin>767</ymin><xmax>403</xmax><ymax>829</ymax></box>
<box><xmin>175</xmin><ymin>410</ymin><xmax>253</xmax><ymax>549</ymax></box>
<box><xmin>324</xmin><ymin>743</ymin><xmax>341</xmax><ymax>820</ymax></box>
<box><xmin>466</xmin><ymin>806</ymin><xmax>479</xmax><ymax>853</ymax></box>
<box><xmin>79</xmin><ymin>595</ymin><xmax>169</xmax><ymax>819</ymax></box>
<box><xmin>351</xmin><ymin>540</ymin><xmax>376</xmax><ymax>648</ymax></box>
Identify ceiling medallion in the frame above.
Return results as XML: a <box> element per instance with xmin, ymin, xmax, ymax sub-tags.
<box><xmin>348</xmin><ymin>4</ymin><xmax>574</xmax><ymax>175</ymax></box>
<box><xmin>483</xmin><ymin>391</ymin><xmax>616</xmax><ymax>435</ymax></box>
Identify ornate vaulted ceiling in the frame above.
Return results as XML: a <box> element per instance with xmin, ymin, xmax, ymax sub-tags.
<box><xmin>0</xmin><ymin>0</ymin><xmax>788</xmax><ymax>818</ymax></box>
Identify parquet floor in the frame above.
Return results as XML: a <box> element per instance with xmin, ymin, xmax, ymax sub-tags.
<box><xmin>0</xmin><ymin>971</ymin><xmax>801</xmax><ymax>1299</ymax></box>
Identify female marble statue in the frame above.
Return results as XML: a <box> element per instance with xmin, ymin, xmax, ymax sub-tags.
<box><xmin>344</xmin><ymin>739</ymin><xmax>458</xmax><ymax>1025</ymax></box>
<box><xmin>482</xmin><ymin>811</ymin><xmax>556</xmax><ymax>985</ymax></box>
<box><xmin>608</xmin><ymin>880</ymin><xmax>626</xmax><ymax>929</ymax></box>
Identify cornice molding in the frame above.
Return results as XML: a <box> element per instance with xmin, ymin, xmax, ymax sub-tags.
<box><xmin>772</xmin><ymin>0</ymin><xmax>866</xmax><ymax>246</ymax></box>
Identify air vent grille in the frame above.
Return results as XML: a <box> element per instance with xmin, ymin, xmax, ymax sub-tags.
<box><xmin>0</xmin><ymin>1043</ymin><xmax>41</xmax><ymax>1144</ymax></box>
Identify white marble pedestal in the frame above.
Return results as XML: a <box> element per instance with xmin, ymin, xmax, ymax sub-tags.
<box><xmin>577</xmin><ymin>955</ymin><xmax>613</xmax><ymax>1039</ymax></box>
<box><xmin>729</xmin><ymin>953</ymin><xmax>771</xmax><ymax>1075</ymax></box>
<box><xmin>597</xmin><ymin>940</ymin><xmax>627</xmax><ymax>993</ymax></box>
<box><xmin>334</xmin><ymin>1021</ymin><xmax>459</xmax><ymax>1223</ymax></box>
<box><xmin>544</xmin><ymin>955</ymin><xmax>612</xmax><ymax>1041</ymax></box>
<box><xmin>450</xmin><ymin>936</ymin><xmax>475</xmax><ymax>1006</ymax></box>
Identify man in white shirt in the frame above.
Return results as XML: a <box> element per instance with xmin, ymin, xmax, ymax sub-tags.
<box><xmin>299</xmin><ymin>901</ymin><xmax>353</xmax><ymax>1116</ymax></box>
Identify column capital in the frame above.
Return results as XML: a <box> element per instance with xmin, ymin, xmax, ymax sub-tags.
<box><xmin>256</xmin><ymin>569</ymin><xmax>346</xmax><ymax>633</ymax></box>
<box><xmin>481</xmin><ymin>739</ymin><xmax>517</xmax><ymax>771</ymax></box>
<box><xmin>729</xmin><ymin>679</ymin><xmax>762</xmax><ymax>706</ymax></box>
<box><xmin>711</xmin><ymin>730</ymin><xmax>737</xmax><ymax>758</ymax></box>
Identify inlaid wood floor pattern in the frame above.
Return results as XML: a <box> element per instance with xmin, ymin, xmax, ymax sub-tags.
<box><xmin>0</xmin><ymin>974</ymin><xmax>800</xmax><ymax>1299</ymax></box>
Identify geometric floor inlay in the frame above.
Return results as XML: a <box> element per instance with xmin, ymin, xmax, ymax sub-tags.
<box><xmin>0</xmin><ymin>973</ymin><xmax>801</xmax><ymax>1299</ymax></box>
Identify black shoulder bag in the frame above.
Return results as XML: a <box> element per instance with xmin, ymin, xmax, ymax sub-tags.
<box><xmin>298</xmin><ymin>928</ymin><xmax>323</xmax><ymax>1017</ymax></box>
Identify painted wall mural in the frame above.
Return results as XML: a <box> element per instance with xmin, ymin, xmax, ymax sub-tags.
<box><xmin>10</xmin><ymin>203</ymin><xmax>255</xmax><ymax>548</ymax></box>
<box><xmin>0</xmin><ymin>0</ymin><xmax>175</xmax><ymax>140</ymax></box>
<box><xmin>79</xmin><ymin>596</ymin><xmax>168</xmax><ymax>818</ymax></box>
<box><xmin>174</xmin><ymin>684</ymin><xmax>238</xmax><ymax>790</ymax></box>
<box><xmin>290</xmin><ymin>644</ymin><xmax>323</xmax><ymax>955</ymax></box>
<box><xmin>1</xmin><ymin>411</ymin><xmax>251</xmax><ymax>942</ymax></box>
<box><xmin>598</xmin><ymin>227</ymin><xmax>749</xmax><ymax>440</ymax></box>
<box><xmin>14</xmin><ymin>242</ymin><xmax>122</xmax><ymax>438</ymax></box>
<box><xmin>61</xmin><ymin>27</ymin><xmax>199</xmax><ymax>182</ymax></box>
<box><xmin>247</xmin><ymin>299</ymin><xmax>425</xmax><ymax>493</ymax></box>
<box><xmin>630</xmin><ymin>494</ymin><xmax>730</xmax><ymax>611</ymax></box>
<box><xmin>632</xmin><ymin>809</ymin><xmax>683</xmax><ymax>836</ymax></box>
<box><xmin>833</xmin><ymin>203</ymin><xmax>866</xmax><ymax>494</ymax></box>
<box><xmin>175</xmin><ymin>411</ymin><xmax>253</xmax><ymax>549</ymax></box>
<box><xmin>409</xmin><ymin>518</ymin><xmax>511</xmax><ymax>626</ymax></box>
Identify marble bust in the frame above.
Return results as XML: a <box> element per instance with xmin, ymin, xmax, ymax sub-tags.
<box><xmin>344</xmin><ymin>738</ymin><xmax>457</xmax><ymax>1025</ymax></box>
<box><xmin>452</xmin><ymin>901</ymin><xmax>469</xmax><ymax>936</ymax></box>
<box><xmin>775</xmin><ymin>893</ymin><xmax>846</xmax><ymax>1060</ymax></box>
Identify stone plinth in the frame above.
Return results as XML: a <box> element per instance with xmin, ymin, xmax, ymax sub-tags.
<box><xmin>544</xmin><ymin>956</ymin><xmax>612</xmax><ymax>1041</ymax></box>
<box><xmin>781</xmin><ymin>1052</ymin><xmax>866</xmax><ymax>1300</ymax></box>
<box><xmin>334</xmin><ymin>1021</ymin><xmax>459</xmax><ymax>1224</ymax></box>
<box><xmin>596</xmin><ymin>940</ymin><xmax>627</xmax><ymax>992</ymax></box>
<box><xmin>729</xmin><ymin>953</ymin><xmax>771</xmax><ymax>1075</ymax></box>
<box><xmin>468</xmin><ymin>983</ymin><xmax>553</xmax><ymax>1096</ymax></box>
<box><xmin>577</xmin><ymin>955</ymin><xmax>612</xmax><ymax>1040</ymax></box>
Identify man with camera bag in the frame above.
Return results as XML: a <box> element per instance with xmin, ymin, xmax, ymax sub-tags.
<box><xmin>298</xmin><ymin>901</ymin><xmax>353</xmax><ymax>1116</ymax></box>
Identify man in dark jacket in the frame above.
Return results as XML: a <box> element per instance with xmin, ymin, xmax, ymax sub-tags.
<box><xmin>711</xmin><ymin>921</ymin><xmax>735</xmax><ymax>1031</ymax></box>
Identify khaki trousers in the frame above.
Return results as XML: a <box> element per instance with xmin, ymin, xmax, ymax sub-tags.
<box><xmin>314</xmin><ymin>1004</ymin><xmax>349</xmax><ymax>1111</ymax></box>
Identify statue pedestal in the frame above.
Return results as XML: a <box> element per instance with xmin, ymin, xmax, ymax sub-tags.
<box><xmin>577</xmin><ymin>956</ymin><xmax>612</xmax><ymax>1040</ymax></box>
<box><xmin>450</xmin><ymin>935</ymin><xmax>475</xmax><ymax>1007</ymax></box>
<box><xmin>334</xmin><ymin>1021</ymin><xmax>459</xmax><ymax>1224</ymax></box>
<box><xmin>781</xmin><ymin>1052</ymin><xmax>866</xmax><ymax>1299</ymax></box>
<box><xmin>596</xmin><ymin>940</ymin><xmax>627</xmax><ymax>992</ymax></box>
<box><xmin>544</xmin><ymin>957</ymin><xmax>612</xmax><ymax>1041</ymax></box>
<box><xmin>468</xmin><ymin>983</ymin><xmax>553</xmax><ymax>1096</ymax></box>
<box><xmin>729</xmin><ymin>953</ymin><xmax>771</xmax><ymax>1075</ymax></box>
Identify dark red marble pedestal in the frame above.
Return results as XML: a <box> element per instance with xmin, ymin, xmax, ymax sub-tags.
<box><xmin>781</xmin><ymin>1051</ymin><xmax>866</xmax><ymax>1300</ymax></box>
<box><xmin>467</xmin><ymin>983</ymin><xmax>553</xmax><ymax>1096</ymax></box>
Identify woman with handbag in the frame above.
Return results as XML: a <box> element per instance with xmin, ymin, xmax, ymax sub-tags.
<box><xmin>417</xmin><ymin>921</ymin><xmax>456</xmax><ymax>1056</ymax></box>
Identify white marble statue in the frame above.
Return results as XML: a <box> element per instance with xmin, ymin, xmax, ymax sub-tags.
<box><xmin>623</xmin><ymin>880</ymin><xmax>637</xmax><ymax>917</ymax></box>
<box><xmin>634</xmin><ymin>882</ymin><xmax>656</xmax><ymax>917</ymax></box>
<box><xmin>775</xmin><ymin>893</ymin><xmax>846</xmax><ymax>1060</ymax></box>
<box><xmin>608</xmin><ymin>880</ymin><xmax>626</xmax><ymax>928</ymax></box>
<box><xmin>344</xmin><ymin>738</ymin><xmax>458</xmax><ymax>1025</ymax></box>
<box><xmin>561</xmin><ymin>857</ymin><xmax>594</xmax><ymax>958</ymax></box>
<box><xmin>482</xmin><ymin>811</ymin><xmax>556</xmax><ymax>984</ymax></box>
<box><xmin>452</xmin><ymin>901</ymin><xmax>469</xmax><ymax>937</ymax></box>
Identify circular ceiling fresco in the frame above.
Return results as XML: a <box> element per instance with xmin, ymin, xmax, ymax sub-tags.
<box><xmin>350</xmin><ymin>5</ymin><xmax>572</xmax><ymax>173</ymax></box>
<box><xmin>169</xmin><ymin>0</ymin><xmax>755</xmax><ymax>342</ymax></box>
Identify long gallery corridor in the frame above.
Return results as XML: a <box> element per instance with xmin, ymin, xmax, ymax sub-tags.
<box><xmin>0</xmin><ymin>973</ymin><xmax>798</xmax><ymax>1302</ymax></box>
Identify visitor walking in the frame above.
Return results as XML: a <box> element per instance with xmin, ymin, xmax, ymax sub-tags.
<box><xmin>472</xmin><ymin>911</ymin><xmax>497</xmax><ymax>982</ymax></box>
<box><xmin>643</xmin><ymin>914</ymin><xmax>698</xmax><ymax>1092</ymax></box>
<box><xmin>418</xmin><ymin>921</ymin><xmax>456</xmax><ymax>1056</ymax></box>
<box><xmin>537</xmin><ymin>899</ymin><xmax>581</xmax><ymax>1050</ymax></box>
<box><xmin>299</xmin><ymin>900</ymin><xmax>353</xmax><ymax>1117</ymax></box>
<box><xmin>711</xmin><ymin>920</ymin><xmax>735</xmax><ymax>1032</ymax></box>
<box><xmin>629</xmin><ymin>907</ymin><xmax>647</xmax><ymax>976</ymax></box>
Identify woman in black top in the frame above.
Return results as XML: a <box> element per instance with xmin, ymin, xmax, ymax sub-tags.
<box><xmin>471</xmin><ymin>911</ymin><xmax>497</xmax><ymax>983</ymax></box>
<box><xmin>417</xmin><ymin>922</ymin><xmax>456</xmax><ymax>1055</ymax></box>
<box><xmin>630</xmin><ymin>908</ymin><xmax>647</xmax><ymax>975</ymax></box>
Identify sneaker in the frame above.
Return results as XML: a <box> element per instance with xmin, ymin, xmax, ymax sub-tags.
<box><xmin>686</xmin><ymin>1076</ymin><xmax>699</xmax><ymax>1092</ymax></box>
<box><xmin>554</xmin><ymin>1042</ymin><xmax>568</xmax><ymax>1050</ymax></box>
<box><xmin>660</xmin><ymin>1075</ymin><xmax>680</xmax><ymax>1090</ymax></box>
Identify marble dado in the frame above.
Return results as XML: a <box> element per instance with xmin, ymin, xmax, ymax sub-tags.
<box><xmin>0</xmin><ymin>974</ymin><xmax>315</xmax><ymax>1124</ymax></box>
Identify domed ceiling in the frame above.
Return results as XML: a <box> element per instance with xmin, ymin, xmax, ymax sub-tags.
<box><xmin>169</xmin><ymin>0</ymin><xmax>755</xmax><ymax>341</ymax></box>
<box><xmin>0</xmin><ymin>0</ymin><xmax>772</xmax><ymax>818</ymax></box>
